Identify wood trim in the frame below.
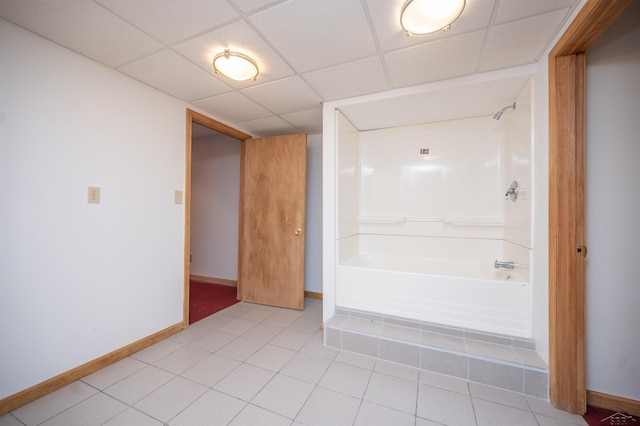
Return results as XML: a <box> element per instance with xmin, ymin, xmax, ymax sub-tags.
<box><xmin>187</xmin><ymin>109</ymin><xmax>251</xmax><ymax>142</ymax></box>
<box><xmin>548</xmin><ymin>0</ymin><xmax>630</xmax><ymax>414</ymax></box>
<box><xmin>0</xmin><ymin>322</ymin><xmax>184</xmax><ymax>416</ymax></box>
<box><xmin>184</xmin><ymin>111</ymin><xmax>192</xmax><ymax>327</ymax></box>
<box><xmin>304</xmin><ymin>291</ymin><xmax>323</xmax><ymax>300</ymax></box>
<box><xmin>587</xmin><ymin>390</ymin><xmax>640</xmax><ymax>417</ymax></box>
<box><xmin>550</xmin><ymin>0</ymin><xmax>631</xmax><ymax>57</ymax></box>
<box><xmin>190</xmin><ymin>274</ymin><xmax>237</xmax><ymax>287</ymax></box>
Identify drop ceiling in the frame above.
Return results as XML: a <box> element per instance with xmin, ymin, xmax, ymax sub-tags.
<box><xmin>0</xmin><ymin>0</ymin><xmax>582</xmax><ymax>136</ymax></box>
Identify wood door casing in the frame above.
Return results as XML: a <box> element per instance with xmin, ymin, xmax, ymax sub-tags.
<box><xmin>548</xmin><ymin>0</ymin><xmax>631</xmax><ymax>414</ymax></box>
<box><xmin>238</xmin><ymin>134</ymin><xmax>307</xmax><ymax>310</ymax></box>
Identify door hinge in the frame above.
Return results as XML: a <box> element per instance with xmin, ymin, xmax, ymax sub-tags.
<box><xmin>189</xmin><ymin>254</ymin><xmax>193</xmax><ymax>262</ymax></box>
<box><xmin>576</xmin><ymin>246</ymin><xmax>587</xmax><ymax>257</ymax></box>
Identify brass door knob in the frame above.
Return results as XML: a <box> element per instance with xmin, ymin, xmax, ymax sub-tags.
<box><xmin>295</xmin><ymin>228</ymin><xmax>302</xmax><ymax>235</ymax></box>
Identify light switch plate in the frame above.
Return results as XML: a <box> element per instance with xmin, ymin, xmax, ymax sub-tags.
<box><xmin>174</xmin><ymin>190</ymin><xmax>183</xmax><ymax>204</ymax></box>
<box><xmin>88</xmin><ymin>186</ymin><xmax>100</xmax><ymax>203</ymax></box>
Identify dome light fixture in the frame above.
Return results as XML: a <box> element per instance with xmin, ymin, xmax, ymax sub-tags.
<box><xmin>212</xmin><ymin>49</ymin><xmax>259</xmax><ymax>81</ymax></box>
<box><xmin>400</xmin><ymin>0</ymin><xmax>465</xmax><ymax>36</ymax></box>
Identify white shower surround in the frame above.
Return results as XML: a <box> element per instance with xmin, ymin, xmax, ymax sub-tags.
<box><xmin>323</xmin><ymin>68</ymin><xmax>534</xmax><ymax>340</ymax></box>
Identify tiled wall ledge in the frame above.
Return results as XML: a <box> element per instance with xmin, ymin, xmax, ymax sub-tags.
<box><xmin>325</xmin><ymin>308</ymin><xmax>549</xmax><ymax>399</ymax></box>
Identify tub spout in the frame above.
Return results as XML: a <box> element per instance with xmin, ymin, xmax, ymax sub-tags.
<box><xmin>494</xmin><ymin>260</ymin><xmax>515</xmax><ymax>269</ymax></box>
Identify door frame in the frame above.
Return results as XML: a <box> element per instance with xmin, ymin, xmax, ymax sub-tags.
<box><xmin>183</xmin><ymin>109</ymin><xmax>251</xmax><ymax>326</ymax></box>
<box><xmin>548</xmin><ymin>0</ymin><xmax>631</xmax><ymax>413</ymax></box>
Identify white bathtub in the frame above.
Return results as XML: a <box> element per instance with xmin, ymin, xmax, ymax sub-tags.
<box><xmin>336</xmin><ymin>234</ymin><xmax>532</xmax><ymax>338</ymax></box>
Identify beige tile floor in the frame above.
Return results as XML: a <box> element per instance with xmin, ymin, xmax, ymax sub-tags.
<box><xmin>0</xmin><ymin>299</ymin><xmax>588</xmax><ymax>426</ymax></box>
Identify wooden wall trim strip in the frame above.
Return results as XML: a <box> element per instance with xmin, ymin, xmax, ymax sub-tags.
<box><xmin>304</xmin><ymin>291</ymin><xmax>323</xmax><ymax>300</ymax></box>
<box><xmin>0</xmin><ymin>322</ymin><xmax>184</xmax><ymax>416</ymax></box>
<box><xmin>190</xmin><ymin>274</ymin><xmax>237</xmax><ymax>287</ymax></box>
<box><xmin>587</xmin><ymin>390</ymin><xmax>640</xmax><ymax>417</ymax></box>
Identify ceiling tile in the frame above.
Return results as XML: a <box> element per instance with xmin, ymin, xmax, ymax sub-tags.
<box><xmin>173</xmin><ymin>19</ymin><xmax>294</xmax><ymax>88</ymax></box>
<box><xmin>303</xmin><ymin>56</ymin><xmax>390</xmax><ymax>101</ymax></box>
<box><xmin>0</xmin><ymin>0</ymin><xmax>162</xmax><ymax>67</ymax></box>
<box><xmin>237</xmin><ymin>116</ymin><xmax>301</xmax><ymax>137</ymax></box>
<box><xmin>192</xmin><ymin>91</ymin><xmax>272</xmax><ymax>123</ymax></box>
<box><xmin>385</xmin><ymin>30</ymin><xmax>486</xmax><ymax>88</ymax></box>
<box><xmin>494</xmin><ymin>0</ymin><xmax>578</xmax><ymax>25</ymax></box>
<box><xmin>95</xmin><ymin>0</ymin><xmax>240</xmax><ymax>45</ymax></box>
<box><xmin>118</xmin><ymin>50</ymin><xmax>231</xmax><ymax>101</ymax></box>
<box><xmin>229</xmin><ymin>0</ymin><xmax>282</xmax><ymax>14</ymax></box>
<box><xmin>241</xmin><ymin>76</ymin><xmax>322</xmax><ymax>115</ymax></box>
<box><xmin>249</xmin><ymin>0</ymin><xmax>378</xmax><ymax>73</ymax></box>
<box><xmin>478</xmin><ymin>9</ymin><xmax>569</xmax><ymax>72</ymax></box>
<box><xmin>367</xmin><ymin>0</ymin><xmax>496</xmax><ymax>52</ymax></box>
<box><xmin>281</xmin><ymin>107</ymin><xmax>323</xmax><ymax>134</ymax></box>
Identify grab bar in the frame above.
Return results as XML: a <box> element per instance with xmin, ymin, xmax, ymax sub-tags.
<box><xmin>494</xmin><ymin>260</ymin><xmax>515</xmax><ymax>269</ymax></box>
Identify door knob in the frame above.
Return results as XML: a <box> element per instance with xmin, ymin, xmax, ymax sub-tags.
<box><xmin>295</xmin><ymin>228</ymin><xmax>302</xmax><ymax>235</ymax></box>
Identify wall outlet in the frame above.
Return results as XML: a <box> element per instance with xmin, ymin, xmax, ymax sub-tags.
<box><xmin>174</xmin><ymin>190</ymin><xmax>183</xmax><ymax>204</ymax></box>
<box><xmin>88</xmin><ymin>186</ymin><xmax>100</xmax><ymax>203</ymax></box>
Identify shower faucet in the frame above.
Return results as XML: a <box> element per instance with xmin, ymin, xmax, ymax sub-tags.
<box><xmin>494</xmin><ymin>260</ymin><xmax>515</xmax><ymax>269</ymax></box>
<box><xmin>505</xmin><ymin>180</ymin><xmax>519</xmax><ymax>201</ymax></box>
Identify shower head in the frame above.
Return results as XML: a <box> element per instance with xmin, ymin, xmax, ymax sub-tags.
<box><xmin>493</xmin><ymin>102</ymin><xmax>516</xmax><ymax>120</ymax></box>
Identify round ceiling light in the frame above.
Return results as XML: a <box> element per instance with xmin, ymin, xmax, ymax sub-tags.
<box><xmin>212</xmin><ymin>49</ymin><xmax>259</xmax><ymax>81</ymax></box>
<box><xmin>400</xmin><ymin>0</ymin><xmax>465</xmax><ymax>36</ymax></box>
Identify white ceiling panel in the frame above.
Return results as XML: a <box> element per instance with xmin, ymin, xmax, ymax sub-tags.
<box><xmin>173</xmin><ymin>19</ymin><xmax>294</xmax><ymax>88</ymax></box>
<box><xmin>95</xmin><ymin>0</ymin><xmax>240</xmax><ymax>45</ymax></box>
<box><xmin>192</xmin><ymin>91</ymin><xmax>272</xmax><ymax>123</ymax></box>
<box><xmin>385</xmin><ymin>30</ymin><xmax>486</xmax><ymax>88</ymax></box>
<box><xmin>237</xmin><ymin>116</ymin><xmax>301</xmax><ymax>136</ymax></box>
<box><xmin>281</xmin><ymin>108</ymin><xmax>323</xmax><ymax>134</ymax></box>
<box><xmin>0</xmin><ymin>0</ymin><xmax>585</xmax><ymax>136</ymax></box>
<box><xmin>302</xmin><ymin>56</ymin><xmax>390</xmax><ymax>101</ymax></box>
<box><xmin>478</xmin><ymin>9</ymin><xmax>570</xmax><ymax>72</ymax></box>
<box><xmin>494</xmin><ymin>0</ymin><xmax>577</xmax><ymax>24</ymax></box>
<box><xmin>0</xmin><ymin>0</ymin><xmax>162</xmax><ymax>67</ymax></box>
<box><xmin>241</xmin><ymin>76</ymin><xmax>322</xmax><ymax>115</ymax></box>
<box><xmin>248</xmin><ymin>0</ymin><xmax>378</xmax><ymax>73</ymax></box>
<box><xmin>367</xmin><ymin>0</ymin><xmax>495</xmax><ymax>52</ymax></box>
<box><xmin>118</xmin><ymin>49</ymin><xmax>232</xmax><ymax>101</ymax></box>
<box><xmin>230</xmin><ymin>0</ymin><xmax>282</xmax><ymax>14</ymax></box>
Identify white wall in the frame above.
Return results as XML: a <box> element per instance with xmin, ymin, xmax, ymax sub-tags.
<box><xmin>304</xmin><ymin>133</ymin><xmax>323</xmax><ymax>294</ymax></box>
<box><xmin>190</xmin><ymin>133</ymin><xmax>241</xmax><ymax>281</ymax></box>
<box><xmin>0</xmin><ymin>19</ymin><xmax>188</xmax><ymax>399</ymax></box>
<box><xmin>585</xmin><ymin>2</ymin><xmax>640</xmax><ymax>401</ymax></box>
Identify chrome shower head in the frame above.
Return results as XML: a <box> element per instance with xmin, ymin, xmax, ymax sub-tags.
<box><xmin>493</xmin><ymin>102</ymin><xmax>516</xmax><ymax>120</ymax></box>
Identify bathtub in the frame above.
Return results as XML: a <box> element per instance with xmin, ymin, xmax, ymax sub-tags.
<box><xmin>336</xmin><ymin>234</ymin><xmax>532</xmax><ymax>338</ymax></box>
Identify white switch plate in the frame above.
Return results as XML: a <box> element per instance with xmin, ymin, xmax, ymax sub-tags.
<box><xmin>174</xmin><ymin>190</ymin><xmax>183</xmax><ymax>204</ymax></box>
<box><xmin>88</xmin><ymin>186</ymin><xmax>100</xmax><ymax>203</ymax></box>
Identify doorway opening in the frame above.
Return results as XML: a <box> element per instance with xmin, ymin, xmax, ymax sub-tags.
<box><xmin>183</xmin><ymin>109</ymin><xmax>251</xmax><ymax>326</ymax></box>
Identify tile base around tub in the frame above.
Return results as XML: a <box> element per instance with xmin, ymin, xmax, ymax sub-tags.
<box><xmin>324</xmin><ymin>308</ymin><xmax>548</xmax><ymax>399</ymax></box>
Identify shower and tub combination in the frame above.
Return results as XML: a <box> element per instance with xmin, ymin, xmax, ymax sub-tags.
<box><xmin>325</xmin><ymin>76</ymin><xmax>534</xmax><ymax>339</ymax></box>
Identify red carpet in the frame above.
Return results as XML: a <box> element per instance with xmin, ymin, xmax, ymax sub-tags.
<box><xmin>189</xmin><ymin>280</ymin><xmax>239</xmax><ymax>324</ymax></box>
<box><xmin>583</xmin><ymin>405</ymin><xmax>639</xmax><ymax>425</ymax></box>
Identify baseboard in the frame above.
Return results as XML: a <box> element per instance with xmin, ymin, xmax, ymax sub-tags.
<box><xmin>0</xmin><ymin>322</ymin><xmax>184</xmax><ymax>416</ymax></box>
<box><xmin>587</xmin><ymin>390</ymin><xmax>640</xmax><ymax>416</ymax></box>
<box><xmin>190</xmin><ymin>274</ymin><xmax>237</xmax><ymax>287</ymax></box>
<box><xmin>304</xmin><ymin>291</ymin><xmax>323</xmax><ymax>300</ymax></box>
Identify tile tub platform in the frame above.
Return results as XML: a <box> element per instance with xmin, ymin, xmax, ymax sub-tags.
<box><xmin>325</xmin><ymin>308</ymin><xmax>548</xmax><ymax>399</ymax></box>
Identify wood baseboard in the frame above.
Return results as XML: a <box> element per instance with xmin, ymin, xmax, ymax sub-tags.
<box><xmin>0</xmin><ymin>322</ymin><xmax>184</xmax><ymax>416</ymax></box>
<box><xmin>304</xmin><ymin>291</ymin><xmax>322</xmax><ymax>300</ymax></box>
<box><xmin>189</xmin><ymin>274</ymin><xmax>237</xmax><ymax>287</ymax></box>
<box><xmin>587</xmin><ymin>390</ymin><xmax>640</xmax><ymax>416</ymax></box>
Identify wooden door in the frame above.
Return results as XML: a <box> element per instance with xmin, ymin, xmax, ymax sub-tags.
<box><xmin>238</xmin><ymin>134</ymin><xmax>307</xmax><ymax>310</ymax></box>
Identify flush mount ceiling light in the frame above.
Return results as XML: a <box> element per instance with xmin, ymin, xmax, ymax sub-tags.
<box><xmin>212</xmin><ymin>49</ymin><xmax>259</xmax><ymax>81</ymax></box>
<box><xmin>400</xmin><ymin>0</ymin><xmax>465</xmax><ymax>36</ymax></box>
